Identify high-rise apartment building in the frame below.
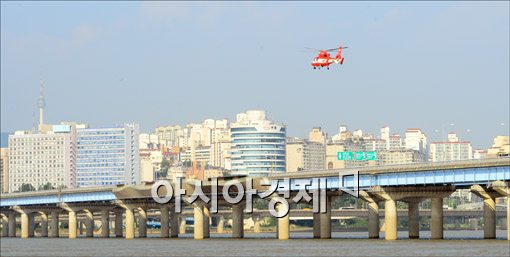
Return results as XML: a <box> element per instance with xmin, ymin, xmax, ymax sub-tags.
<box><xmin>179</xmin><ymin>146</ymin><xmax>211</xmax><ymax>164</ymax></box>
<box><xmin>76</xmin><ymin>123</ymin><xmax>140</xmax><ymax>187</ymax></box>
<box><xmin>286</xmin><ymin>137</ymin><xmax>325</xmax><ymax>172</ymax></box>
<box><xmin>378</xmin><ymin>149</ymin><xmax>424</xmax><ymax>165</ymax></box>
<box><xmin>405</xmin><ymin>128</ymin><xmax>428</xmax><ymax>154</ymax></box>
<box><xmin>8</xmin><ymin>125</ymin><xmax>77</xmax><ymax>192</ymax></box>
<box><xmin>363</xmin><ymin>138</ymin><xmax>387</xmax><ymax>152</ymax></box>
<box><xmin>230</xmin><ymin>110</ymin><xmax>286</xmax><ymax>176</ymax></box>
<box><xmin>211</xmin><ymin>133</ymin><xmax>231</xmax><ymax>169</ymax></box>
<box><xmin>155</xmin><ymin>125</ymin><xmax>182</xmax><ymax>148</ymax></box>
<box><xmin>1</xmin><ymin>148</ymin><xmax>9</xmax><ymax>193</ymax></box>
<box><xmin>380</xmin><ymin>126</ymin><xmax>390</xmax><ymax>149</ymax></box>
<box><xmin>389</xmin><ymin>134</ymin><xmax>403</xmax><ymax>149</ymax></box>
<box><xmin>429</xmin><ymin>133</ymin><xmax>473</xmax><ymax>162</ymax></box>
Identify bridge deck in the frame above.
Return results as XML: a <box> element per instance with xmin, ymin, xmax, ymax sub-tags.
<box><xmin>1</xmin><ymin>159</ymin><xmax>509</xmax><ymax>207</ymax></box>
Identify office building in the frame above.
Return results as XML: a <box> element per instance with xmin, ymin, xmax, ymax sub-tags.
<box><xmin>76</xmin><ymin>123</ymin><xmax>140</xmax><ymax>187</ymax></box>
<box><xmin>230</xmin><ymin>110</ymin><xmax>286</xmax><ymax>176</ymax></box>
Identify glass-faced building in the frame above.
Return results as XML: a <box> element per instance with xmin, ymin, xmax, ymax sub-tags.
<box><xmin>230</xmin><ymin>110</ymin><xmax>286</xmax><ymax>176</ymax></box>
<box><xmin>76</xmin><ymin>123</ymin><xmax>139</xmax><ymax>187</ymax></box>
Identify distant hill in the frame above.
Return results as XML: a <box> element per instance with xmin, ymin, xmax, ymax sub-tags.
<box><xmin>1</xmin><ymin>132</ymin><xmax>11</xmax><ymax>148</ymax></box>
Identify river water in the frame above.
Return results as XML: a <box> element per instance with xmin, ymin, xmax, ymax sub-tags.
<box><xmin>1</xmin><ymin>231</ymin><xmax>509</xmax><ymax>257</ymax></box>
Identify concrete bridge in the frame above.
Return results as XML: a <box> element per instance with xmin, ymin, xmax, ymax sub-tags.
<box><xmin>0</xmin><ymin>159</ymin><xmax>509</xmax><ymax>241</ymax></box>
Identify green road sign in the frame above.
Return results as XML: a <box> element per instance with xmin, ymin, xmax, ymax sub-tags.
<box><xmin>366</xmin><ymin>151</ymin><xmax>378</xmax><ymax>160</ymax></box>
<box><xmin>338</xmin><ymin>151</ymin><xmax>377</xmax><ymax>161</ymax></box>
<box><xmin>337</xmin><ymin>151</ymin><xmax>353</xmax><ymax>160</ymax></box>
<box><xmin>355</xmin><ymin>151</ymin><xmax>378</xmax><ymax>161</ymax></box>
<box><xmin>355</xmin><ymin>151</ymin><xmax>366</xmax><ymax>161</ymax></box>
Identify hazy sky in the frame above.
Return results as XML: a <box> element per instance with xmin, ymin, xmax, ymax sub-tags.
<box><xmin>1</xmin><ymin>1</ymin><xmax>509</xmax><ymax>148</ymax></box>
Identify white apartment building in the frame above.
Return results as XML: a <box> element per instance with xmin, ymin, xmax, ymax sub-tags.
<box><xmin>363</xmin><ymin>138</ymin><xmax>387</xmax><ymax>152</ymax></box>
<box><xmin>179</xmin><ymin>146</ymin><xmax>212</xmax><ymax>165</ymax></box>
<box><xmin>389</xmin><ymin>134</ymin><xmax>403</xmax><ymax>149</ymax></box>
<box><xmin>8</xmin><ymin>125</ymin><xmax>76</xmax><ymax>192</ymax></box>
<box><xmin>1</xmin><ymin>148</ymin><xmax>9</xmax><ymax>193</ymax></box>
<box><xmin>381</xmin><ymin>126</ymin><xmax>390</xmax><ymax>149</ymax></box>
<box><xmin>429</xmin><ymin>133</ymin><xmax>473</xmax><ymax>162</ymax></box>
<box><xmin>378</xmin><ymin>149</ymin><xmax>424</xmax><ymax>165</ymax></box>
<box><xmin>404</xmin><ymin>128</ymin><xmax>428</xmax><ymax>154</ymax></box>
<box><xmin>155</xmin><ymin>125</ymin><xmax>183</xmax><ymax>148</ymax></box>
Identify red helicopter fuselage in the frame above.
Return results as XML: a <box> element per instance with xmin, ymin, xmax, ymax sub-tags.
<box><xmin>311</xmin><ymin>47</ymin><xmax>345</xmax><ymax>69</ymax></box>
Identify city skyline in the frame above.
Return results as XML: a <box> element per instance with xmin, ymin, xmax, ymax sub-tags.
<box><xmin>1</xmin><ymin>2</ymin><xmax>509</xmax><ymax>149</ymax></box>
<box><xmin>0</xmin><ymin>106</ymin><xmax>504</xmax><ymax>150</ymax></box>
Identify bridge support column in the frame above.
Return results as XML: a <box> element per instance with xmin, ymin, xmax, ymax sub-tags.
<box><xmin>488</xmin><ymin>181</ymin><xmax>510</xmax><ymax>240</ymax></box>
<box><xmin>203</xmin><ymin>205</ymin><xmax>210</xmax><ymax>238</ymax></box>
<box><xmin>85</xmin><ymin>211</ymin><xmax>94</xmax><ymax>238</ymax></box>
<box><xmin>115</xmin><ymin>211</ymin><xmax>123</xmax><ymax>238</ymax></box>
<box><xmin>232</xmin><ymin>204</ymin><xmax>244</xmax><ymax>239</ymax></box>
<box><xmin>8</xmin><ymin>213</ymin><xmax>16</xmax><ymax>237</ymax></box>
<box><xmin>471</xmin><ymin>184</ymin><xmax>506</xmax><ymax>240</ymax></box>
<box><xmin>384</xmin><ymin>199</ymin><xmax>397</xmax><ymax>240</ymax></box>
<box><xmin>369</xmin><ymin>185</ymin><xmax>455</xmax><ymax>241</ymax></box>
<box><xmin>50</xmin><ymin>211</ymin><xmax>59</xmax><ymax>238</ymax></box>
<box><xmin>68</xmin><ymin>210</ymin><xmax>77</xmax><ymax>239</ymax></box>
<box><xmin>125</xmin><ymin>208</ymin><xmax>135</xmax><ymax>239</ymax></box>
<box><xmin>216</xmin><ymin>216</ymin><xmax>224</xmax><ymax>233</ymax></box>
<box><xmin>1</xmin><ymin>215</ymin><xmax>8</xmax><ymax>237</ymax></box>
<box><xmin>431</xmin><ymin>198</ymin><xmax>443</xmax><ymax>239</ymax></box>
<box><xmin>179</xmin><ymin>217</ymin><xmax>186</xmax><ymax>234</ymax></box>
<box><xmin>160</xmin><ymin>206</ymin><xmax>169</xmax><ymax>238</ymax></box>
<box><xmin>368</xmin><ymin>202</ymin><xmax>380</xmax><ymax>239</ymax></box>
<box><xmin>138</xmin><ymin>208</ymin><xmax>147</xmax><ymax>238</ymax></box>
<box><xmin>313</xmin><ymin>212</ymin><xmax>321</xmax><ymax>238</ymax></box>
<box><xmin>170</xmin><ymin>207</ymin><xmax>178</xmax><ymax>238</ymax></box>
<box><xmin>320</xmin><ymin>196</ymin><xmax>332</xmax><ymax>239</ymax></box>
<box><xmin>79</xmin><ymin>221</ymin><xmax>83</xmax><ymax>235</ymax></box>
<box><xmin>277</xmin><ymin>204</ymin><xmax>290</xmax><ymax>240</ymax></box>
<box><xmin>407</xmin><ymin>200</ymin><xmax>421</xmax><ymax>239</ymax></box>
<box><xmin>193</xmin><ymin>204</ymin><xmax>204</xmax><ymax>240</ymax></box>
<box><xmin>483</xmin><ymin>197</ymin><xmax>496</xmax><ymax>239</ymax></box>
<box><xmin>21</xmin><ymin>212</ymin><xmax>29</xmax><ymax>238</ymax></box>
<box><xmin>100</xmin><ymin>210</ymin><xmax>109</xmax><ymax>238</ymax></box>
<box><xmin>360</xmin><ymin>191</ymin><xmax>380</xmax><ymax>239</ymax></box>
<box><xmin>28</xmin><ymin>213</ymin><xmax>35</xmax><ymax>237</ymax></box>
<box><xmin>40</xmin><ymin>212</ymin><xmax>48</xmax><ymax>237</ymax></box>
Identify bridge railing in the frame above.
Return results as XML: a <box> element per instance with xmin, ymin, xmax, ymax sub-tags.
<box><xmin>270</xmin><ymin>158</ymin><xmax>510</xmax><ymax>178</ymax></box>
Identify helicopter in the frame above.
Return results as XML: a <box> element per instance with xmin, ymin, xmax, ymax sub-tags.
<box><xmin>306</xmin><ymin>45</ymin><xmax>348</xmax><ymax>70</ymax></box>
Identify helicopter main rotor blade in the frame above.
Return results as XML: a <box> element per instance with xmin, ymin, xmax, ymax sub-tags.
<box><xmin>304</xmin><ymin>47</ymin><xmax>321</xmax><ymax>51</ymax></box>
<box><xmin>325</xmin><ymin>46</ymin><xmax>349</xmax><ymax>52</ymax></box>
